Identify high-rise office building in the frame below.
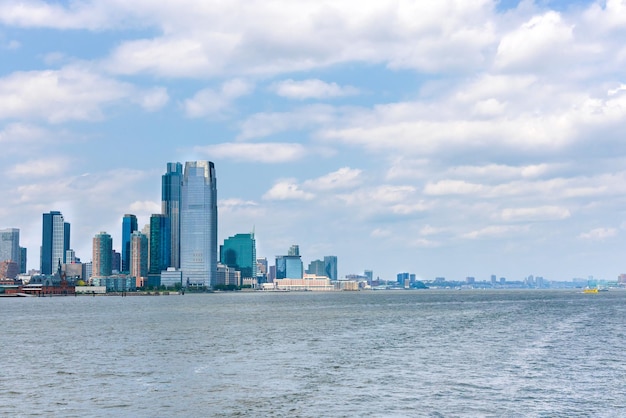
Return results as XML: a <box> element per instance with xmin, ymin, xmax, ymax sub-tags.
<box><xmin>41</xmin><ymin>211</ymin><xmax>70</xmax><ymax>275</ymax></box>
<box><xmin>306</xmin><ymin>259</ymin><xmax>325</xmax><ymax>276</ymax></box>
<box><xmin>92</xmin><ymin>232</ymin><xmax>112</xmax><ymax>277</ymax></box>
<box><xmin>288</xmin><ymin>245</ymin><xmax>299</xmax><ymax>256</ymax></box>
<box><xmin>180</xmin><ymin>161</ymin><xmax>217</xmax><ymax>287</ymax></box>
<box><xmin>121</xmin><ymin>214</ymin><xmax>138</xmax><ymax>273</ymax></box>
<box><xmin>0</xmin><ymin>228</ymin><xmax>20</xmax><ymax>265</ymax></box>
<box><xmin>149</xmin><ymin>214</ymin><xmax>171</xmax><ymax>277</ymax></box>
<box><xmin>324</xmin><ymin>256</ymin><xmax>338</xmax><ymax>281</ymax></box>
<box><xmin>162</xmin><ymin>162</ymin><xmax>183</xmax><ymax>269</ymax></box>
<box><xmin>19</xmin><ymin>247</ymin><xmax>27</xmax><ymax>274</ymax></box>
<box><xmin>130</xmin><ymin>231</ymin><xmax>148</xmax><ymax>286</ymax></box>
<box><xmin>220</xmin><ymin>233</ymin><xmax>256</xmax><ymax>279</ymax></box>
<box><xmin>276</xmin><ymin>254</ymin><xmax>303</xmax><ymax>279</ymax></box>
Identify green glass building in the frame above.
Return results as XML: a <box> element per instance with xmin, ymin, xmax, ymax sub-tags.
<box><xmin>220</xmin><ymin>233</ymin><xmax>256</xmax><ymax>279</ymax></box>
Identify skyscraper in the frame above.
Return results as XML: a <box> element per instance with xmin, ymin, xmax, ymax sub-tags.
<box><xmin>92</xmin><ymin>232</ymin><xmax>112</xmax><ymax>277</ymax></box>
<box><xmin>180</xmin><ymin>161</ymin><xmax>217</xmax><ymax>287</ymax></box>
<box><xmin>162</xmin><ymin>162</ymin><xmax>182</xmax><ymax>269</ymax></box>
<box><xmin>220</xmin><ymin>233</ymin><xmax>256</xmax><ymax>279</ymax></box>
<box><xmin>0</xmin><ymin>228</ymin><xmax>20</xmax><ymax>265</ymax></box>
<box><xmin>149</xmin><ymin>214</ymin><xmax>171</xmax><ymax>277</ymax></box>
<box><xmin>121</xmin><ymin>214</ymin><xmax>138</xmax><ymax>273</ymax></box>
<box><xmin>324</xmin><ymin>256</ymin><xmax>338</xmax><ymax>281</ymax></box>
<box><xmin>41</xmin><ymin>211</ymin><xmax>70</xmax><ymax>275</ymax></box>
<box><xmin>130</xmin><ymin>231</ymin><xmax>148</xmax><ymax>287</ymax></box>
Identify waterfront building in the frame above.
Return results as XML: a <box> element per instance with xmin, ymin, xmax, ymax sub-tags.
<box><xmin>0</xmin><ymin>228</ymin><xmax>20</xmax><ymax>269</ymax></box>
<box><xmin>65</xmin><ymin>249</ymin><xmax>76</xmax><ymax>264</ymax></box>
<box><xmin>161</xmin><ymin>267</ymin><xmax>182</xmax><ymax>288</ymax></box>
<box><xmin>220</xmin><ymin>233</ymin><xmax>256</xmax><ymax>279</ymax></box>
<box><xmin>162</xmin><ymin>162</ymin><xmax>183</xmax><ymax>269</ymax></box>
<box><xmin>92</xmin><ymin>232</ymin><xmax>113</xmax><ymax>277</ymax></box>
<box><xmin>130</xmin><ymin>231</ymin><xmax>148</xmax><ymax>288</ymax></box>
<box><xmin>272</xmin><ymin>274</ymin><xmax>334</xmax><ymax>291</ymax></box>
<box><xmin>41</xmin><ymin>211</ymin><xmax>70</xmax><ymax>275</ymax></box>
<box><xmin>121</xmin><ymin>214</ymin><xmax>138</xmax><ymax>273</ymax></box>
<box><xmin>276</xmin><ymin>254</ymin><xmax>303</xmax><ymax>279</ymax></box>
<box><xmin>216</xmin><ymin>263</ymin><xmax>241</xmax><ymax>287</ymax></box>
<box><xmin>91</xmin><ymin>275</ymin><xmax>136</xmax><ymax>292</ymax></box>
<box><xmin>180</xmin><ymin>161</ymin><xmax>217</xmax><ymax>287</ymax></box>
<box><xmin>112</xmin><ymin>250</ymin><xmax>121</xmax><ymax>273</ymax></box>
<box><xmin>364</xmin><ymin>270</ymin><xmax>373</xmax><ymax>284</ymax></box>
<box><xmin>83</xmin><ymin>262</ymin><xmax>92</xmax><ymax>281</ymax></box>
<box><xmin>149</xmin><ymin>214</ymin><xmax>171</xmax><ymax>284</ymax></box>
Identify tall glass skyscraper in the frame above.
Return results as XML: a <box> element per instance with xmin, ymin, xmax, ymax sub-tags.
<box><xmin>220</xmin><ymin>233</ymin><xmax>256</xmax><ymax>279</ymax></box>
<box><xmin>121</xmin><ymin>214</ymin><xmax>138</xmax><ymax>273</ymax></box>
<box><xmin>180</xmin><ymin>161</ymin><xmax>217</xmax><ymax>287</ymax></box>
<box><xmin>162</xmin><ymin>162</ymin><xmax>182</xmax><ymax>269</ymax></box>
<box><xmin>149</xmin><ymin>214</ymin><xmax>171</xmax><ymax>276</ymax></box>
<box><xmin>41</xmin><ymin>211</ymin><xmax>70</xmax><ymax>275</ymax></box>
<box><xmin>324</xmin><ymin>256</ymin><xmax>338</xmax><ymax>281</ymax></box>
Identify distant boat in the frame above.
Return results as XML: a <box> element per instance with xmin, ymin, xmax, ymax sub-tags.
<box><xmin>583</xmin><ymin>287</ymin><xmax>598</xmax><ymax>294</ymax></box>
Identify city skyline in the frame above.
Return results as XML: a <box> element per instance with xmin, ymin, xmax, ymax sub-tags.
<box><xmin>2</xmin><ymin>1</ymin><xmax>626</xmax><ymax>281</ymax></box>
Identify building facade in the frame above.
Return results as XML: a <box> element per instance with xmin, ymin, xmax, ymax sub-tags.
<box><xmin>130</xmin><ymin>231</ymin><xmax>148</xmax><ymax>287</ymax></box>
<box><xmin>162</xmin><ymin>162</ymin><xmax>183</xmax><ymax>269</ymax></box>
<box><xmin>149</xmin><ymin>214</ymin><xmax>171</xmax><ymax>277</ymax></box>
<box><xmin>121</xmin><ymin>214</ymin><xmax>138</xmax><ymax>273</ymax></box>
<box><xmin>220</xmin><ymin>233</ymin><xmax>256</xmax><ymax>279</ymax></box>
<box><xmin>324</xmin><ymin>256</ymin><xmax>338</xmax><ymax>281</ymax></box>
<box><xmin>0</xmin><ymin>228</ymin><xmax>20</xmax><ymax>266</ymax></box>
<box><xmin>41</xmin><ymin>211</ymin><xmax>70</xmax><ymax>275</ymax></box>
<box><xmin>180</xmin><ymin>161</ymin><xmax>217</xmax><ymax>287</ymax></box>
<box><xmin>92</xmin><ymin>232</ymin><xmax>113</xmax><ymax>277</ymax></box>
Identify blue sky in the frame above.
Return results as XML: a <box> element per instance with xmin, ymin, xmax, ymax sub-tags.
<box><xmin>1</xmin><ymin>0</ymin><xmax>625</xmax><ymax>282</ymax></box>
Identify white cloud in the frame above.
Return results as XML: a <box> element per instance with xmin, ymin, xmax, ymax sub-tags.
<box><xmin>424</xmin><ymin>180</ymin><xmax>484</xmax><ymax>196</ymax></box>
<box><xmin>136</xmin><ymin>87</ymin><xmax>169</xmax><ymax>112</ymax></box>
<box><xmin>9</xmin><ymin>157</ymin><xmax>70</xmax><ymax>178</ymax></box>
<box><xmin>263</xmin><ymin>180</ymin><xmax>315</xmax><ymax>201</ymax></box>
<box><xmin>579</xmin><ymin>227</ymin><xmax>617</xmax><ymax>241</ymax></box>
<box><xmin>0</xmin><ymin>66</ymin><xmax>169</xmax><ymax>122</ymax></box>
<box><xmin>237</xmin><ymin>105</ymin><xmax>337</xmax><ymax>141</ymax></box>
<box><xmin>303</xmin><ymin>167</ymin><xmax>362</xmax><ymax>191</ymax></box>
<box><xmin>495</xmin><ymin>11</ymin><xmax>575</xmax><ymax>71</ymax></box>
<box><xmin>196</xmin><ymin>142</ymin><xmax>306</xmax><ymax>163</ymax></box>
<box><xmin>500</xmin><ymin>206</ymin><xmax>571</xmax><ymax>222</ymax></box>
<box><xmin>272</xmin><ymin>79</ymin><xmax>359</xmax><ymax>100</ymax></box>
<box><xmin>184</xmin><ymin>79</ymin><xmax>253</xmax><ymax>118</ymax></box>
<box><xmin>128</xmin><ymin>200</ymin><xmax>161</xmax><ymax>214</ymax></box>
<box><xmin>462</xmin><ymin>225</ymin><xmax>528</xmax><ymax>240</ymax></box>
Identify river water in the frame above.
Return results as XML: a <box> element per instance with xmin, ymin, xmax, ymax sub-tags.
<box><xmin>1</xmin><ymin>290</ymin><xmax>625</xmax><ymax>417</ymax></box>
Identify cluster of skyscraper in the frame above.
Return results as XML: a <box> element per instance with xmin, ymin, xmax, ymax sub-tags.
<box><xmin>1</xmin><ymin>160</ymin><xmax>340</xmax><ymax>290</ymax></box>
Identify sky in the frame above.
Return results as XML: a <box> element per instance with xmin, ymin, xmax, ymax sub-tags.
<box><xmin>1</xmin><ymin>0</ymin><xmax>626</xmax><ymax>282</ymax></box>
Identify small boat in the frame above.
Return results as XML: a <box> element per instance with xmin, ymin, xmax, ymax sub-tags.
<box><xmin>583</xmin><ymin>287</ymin><xmax>598</xmax><ymax>294</ymax></box>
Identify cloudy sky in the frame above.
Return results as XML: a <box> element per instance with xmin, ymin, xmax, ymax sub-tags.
<box><xmin>1</xmin><ymin>0</ymin><xmax>626</xmax><ymax>282</ymax></box>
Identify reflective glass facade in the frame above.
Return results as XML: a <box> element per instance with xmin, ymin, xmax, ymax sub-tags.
<box><xmin>162</xmin><ymin>162</ymin><xmax>182</xmax><ymax>268</ymax></box>
<box><xmin>220</xmin><ymin>233</ymin><xmax>256</xmax><ymax>278</ymax></box>
<box><xmin>180</xmin><ymin>161</ymin><xmax>217</xmax><ymax>287</ymax></box>
<box><xmin>0</xmin><ymin>228</ymin><xmax>20</xmax><ymax>265</ymax></box>
<box><xmin>92</xmin><ymin>232</ymin><xmax>112</xmax><ymax>277</ymax></box>
<box><xmin>149</xmin><ymin>214</ymin><xmax>171</xmax><ymax>275</ymax></box>
<box><xmin>41</xmin><ymin>211</ymin><xmax>70</xmax><ymax>275</ymax></box>
<box><xmin>121</xmin><ymin>214</ymin><xmax>137</xmax><ymax>273</ymax></box>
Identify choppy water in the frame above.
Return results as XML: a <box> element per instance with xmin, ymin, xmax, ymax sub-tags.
<box><xmin>2</xmin><ymin>290</ymin><xmax>626</xmax><ymax>417</ymax></box>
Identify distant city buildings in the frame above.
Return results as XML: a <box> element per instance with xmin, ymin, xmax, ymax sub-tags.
<box><xmin>130</xmin><ymin>231</ymin><xmax>148</xmax><ymax>287</ymax></box>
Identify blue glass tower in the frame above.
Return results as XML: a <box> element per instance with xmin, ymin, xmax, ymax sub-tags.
<box><xmin>149</xmin><ymin>214</ymin><xmax>171</xmax><ymax>276</ymax></box>
<box><xmin>41</xmin><ymin>211</ymin><xmax>70</xmax><ymax>275</ymax></box>
<box><xmin>121</xmin><ymin>214</ymin><xmax>137</xmax><ymax>273</ymax></box>
<box><xmin>180</xmin><ymin>161</ymin><xmax>217</xmax><ymax>287</ymax></box>
<box><xmin>162</xmin><ymin>162</ymin><xmax>182</xmax><ymax>269</ymax></box>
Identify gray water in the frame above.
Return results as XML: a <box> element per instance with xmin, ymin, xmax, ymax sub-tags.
<box><xmin>1</xmin><ymin>290</ymin><xmax>625</xmax><ymax>417</ymax></box>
